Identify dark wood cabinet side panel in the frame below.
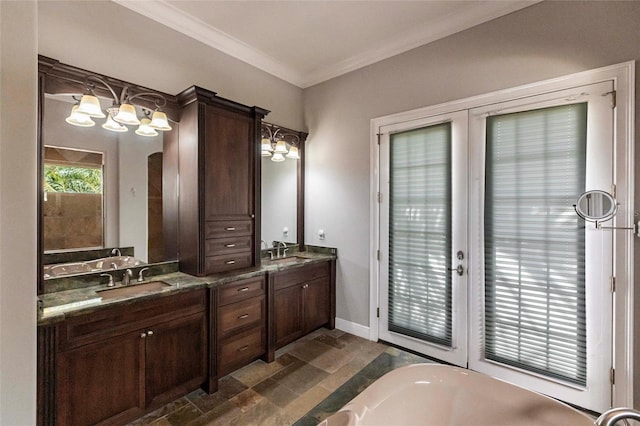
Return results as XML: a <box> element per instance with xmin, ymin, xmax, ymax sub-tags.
<box><xmin>56</xmin><ymin>331</ymin><xmax>145</xmax><ymax>426</ymax></box>
<box><xmin>178</xmin><ymin>101</ymin><xmax>204</xmax><ymax>276</ymax></box>
<box><xmin>204</xmin><ymin>106</ymin><xmax>252</xmax><ymax>219</ymax></box>
<box><xmin>145</xmin><ymin>312</ymin><xmax>207</xmax><ymax>408</ymax></box>
<box><xmin>37</xmin><ymin>326</ymin><xmax>56</xmax><ymax>426</ymax></box>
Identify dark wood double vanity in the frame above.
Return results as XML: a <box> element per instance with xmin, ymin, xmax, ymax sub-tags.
<box><xmin>36</xmin><ymin>57</ymin><xmax>335</xmax><ymax>425</ymax></box>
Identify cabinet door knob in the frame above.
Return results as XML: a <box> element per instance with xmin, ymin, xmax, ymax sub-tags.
<box><xmin>238</xmin><ymin>287</ymin><xmax>249</xmax><ymax>292</ymax></box>
<box><xmin>238</xmin><ymin>345</ymin><xmax>249</xmax><ymax>352</ymax></box>
<box><xmin>147</xmin><ymin>330</ymin><xmax>154</xmax><ymax>336</ymax></box>
<box><xmin>238</xmin><ymin>313</ymin><xmax>249</xmax><ymax>320</ymax></box>
<box><xmin>302</xmin><ymin>284</ymin><xmax>309</xmax><ymax>289</ymax></box>
<box><xmin>140</xmin><ymin>332</ymin><xmax>147</xmax><ymax>338</ymax></box>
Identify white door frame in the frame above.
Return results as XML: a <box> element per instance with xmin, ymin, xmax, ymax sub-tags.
<box><xmin>369</xmin><ymin>61</ymin><xmax>635</xmax><ymax>408</ymax></box>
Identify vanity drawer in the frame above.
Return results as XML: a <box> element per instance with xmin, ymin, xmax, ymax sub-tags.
<box><xmin>205</xmin><ymin>220</ymin><xmax>252</xmax><ymax>238</ymax></box>
<box><xmin>205</xmin><ymin>235</ymin><xmax>252</xmax><ymax>256</ymax></box>
<box><xmin>273</xmin><ymin>261</ymin><xmax>330</xmax><ymax>291</ymax></box>
<box><xmin>205</xmin><ymin>251</ymin><xmax>252</xmax><ymax>274</ymax></box>
<box><xmin>219</xmin><ymin>296</ymin><xmax>265</xmax><ymax>337</ymax></box>
<box><xmin>58</xmin><ymin>289</ymin><xmax>207</xmax><ymax>351</ymax></box>
<box><xmin>218</xmin><ymin>276</ymin><xmax>265</xmax><ymax>306</ymax></box>
<box><xmin>219</xmin><ymin>327</ymin><xmax>265</xmax><ymax>375</ymax></box>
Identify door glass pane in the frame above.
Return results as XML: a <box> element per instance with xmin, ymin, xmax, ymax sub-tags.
<box><xmin>484</xmin><ymin>103</ymin><xmax>587</xmax><ymax>385</ymax></box>
<box><xmin>389</xmin><ymin>123</ymin><xmax>452</xmax><ymax>346</ymax></box>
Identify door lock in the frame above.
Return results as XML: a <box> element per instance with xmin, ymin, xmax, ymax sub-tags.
<box><xmin>448</xmin><ymin>264</ymin><xmax>464</xmax><ymax>276</ymax></box>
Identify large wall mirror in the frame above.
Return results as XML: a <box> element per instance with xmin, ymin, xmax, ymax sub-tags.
<box><xmin>260</xmin><ymin>122</ymin><xmax>306</xmax><ymax>250</ymax></box>
<box><xmin>38</xmin><ymin>56</ymin><xmax>180</xmax><ymax>293</ymax></box>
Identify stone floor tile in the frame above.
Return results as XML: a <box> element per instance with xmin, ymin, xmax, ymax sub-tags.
<box><xmin>287</xmin><ymin>339</ymin><xmax>334</xmax><ymax>364</ymax></box>
<box><xmin>253</xmin><ymin>377</ymin><xmax>300</xmax><ymax>408</ymax></box>
<box><xmin>317</xmin><ymin>362</ymin><xmax>360</xmax><ymax>393</ymax></box>
<box><xmin>127</xmin><ymin>397</ymin><xmax>190</xmax><ymax>425</ymax></box>
<box><xmin>165</xmin><ymin>402</ymin><xmax>203</xmax><ymax>425</ymax></box>
<box><xmin>314</xmin><ymin>334</ymin><xmax>347</xmax><ymax>349</ymax></box>
<box><xmin>230</xmin><ymin>358</ymin><xmax>287</xmax><ymax>388</ymax></box>
<box><xmin>283</xmin><ymin>383</ymin><xmax>331</xmax><ymax>421</ymax></box>
<box><xmin>272</xmin><ymin>363</ymin><xmax>329</xmax><ymax>395</ymax></box>
<box><xmin>308</xmin><ymin>346</ymin><xmax>355</xmax><ymax>374</ymax></box>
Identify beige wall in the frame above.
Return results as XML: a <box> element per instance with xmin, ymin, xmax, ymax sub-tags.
<box><xmin>0</xmin><ymin>1</ymin><xmax>38</xmax><ymax>424</ymax></box>
<box><xmin>303</xmin><ymin>0</ymin><xmax>640</xmax><ymax>405</ymax></box>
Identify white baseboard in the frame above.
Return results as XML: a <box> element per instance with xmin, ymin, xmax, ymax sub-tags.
<box><xmin>335</xmin><ymin>318</ymin><xmax>372</xmax><ymax>340</ymax></box>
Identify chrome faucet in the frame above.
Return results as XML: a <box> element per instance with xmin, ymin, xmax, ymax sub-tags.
<box><xmin>111</xmin><ymin>248</ymin><xmax>121</xmax><ymax>257</ymax></box>
<box><xmin>137</xmin><ymin>267</ymin><xmax>149</xmax><ymax>282</ymax></box>
<box><xmin>100</xmin><ymin>273</ymin><xmax>115</xmax><ymax>287</ymax></box>
<box><xmin>275</xmin><ymin>241</ymin><xmax>288</xmax><ymax>258</ymax></box>
<box><xmin>122</xmin><ymin>269</ymin><xmax>133</xmax><ymax>286</ymax></box>
<box><xmin>595</xmin><ymin>407</ymin><xmax>640</xmax><ymax>426</ymax></box>
<box><xmin>110</xmin><ymin>262</ymin><xmax>118</xmax><ymax>270</ymax></box>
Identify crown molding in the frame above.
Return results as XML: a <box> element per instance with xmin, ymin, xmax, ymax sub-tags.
<box><xmin>301</xmin><ymin>1</ymin><xmax>540</xmax><ymax>88</ymax></box>
<box><xmin>112</xmin><ymin>0</ymin><xmax>306</xmax><ymax>87</ymax></box>
<box><xmin>113</xmin><ymin>0</ymin><xmax>539</xmax><ymax>89</ymax></box>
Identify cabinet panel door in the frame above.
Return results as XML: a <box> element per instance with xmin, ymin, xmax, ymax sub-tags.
<box><xmin>275</xmin><ymin>285</ymin><xmax>304</xmax><ymax>348</ymax></box>
<box><xmin>204</xmin><ymin>106</ymin><xmax>253</xmax><ymax>219</ymax></box>
<box><xmin>56</xmin><ymin>331</ymin><xmax>145</xmax><ymax>426</ymax></box>
<box><xmin>145</xmin><ymin>312</ymin><xmax>207</xmax><ymax>408</ymax></box>
<box><xmin>304</xmin><ymin>277</ymin><xmax>330</xmax><ymax>332</ymax></box>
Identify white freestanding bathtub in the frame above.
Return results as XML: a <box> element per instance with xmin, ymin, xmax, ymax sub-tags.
<box><xmin>320</xmin><ymin>364</ymin><xmax>594</xmax><ymax>426</ymax></box>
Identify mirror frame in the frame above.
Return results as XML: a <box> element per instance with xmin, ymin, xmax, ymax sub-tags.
<box><xmin>574</xmin><ymin>189</ymin><xmax>618</xmax><ymax>222</ymax></box>
<box><xmin>260</xmin><ymin>122</ymin><xmax>307</xmax><ymax>250</ymax></box>
<box><xmin>37</xmin><ymin>55</ymin><xmax>181</xmax><ymax>294</ymax></box>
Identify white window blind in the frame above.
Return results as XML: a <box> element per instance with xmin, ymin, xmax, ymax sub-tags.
<box><xmin>484</xmin><ymin>103</ymin><xmax>587</xmax><ymax>385</ymax></box>
<box><xmin>389</xmin><ymin>123</ymin><xmax>452</xmax><ymax>346</ymax></box>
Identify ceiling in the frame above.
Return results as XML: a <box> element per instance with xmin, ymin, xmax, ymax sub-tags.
<box><xmin>114</xmin><ymin>0</ymin><xmax>537</xmax><ymax>88</ymax></box>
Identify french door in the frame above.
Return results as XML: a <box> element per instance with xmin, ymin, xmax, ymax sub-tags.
<box><xmin>379</xmin><ymin>110</ymin><xmax>468</xmax><ymax>366</ymax></box>
<box><xmin>378</xmin><ymin>81</ymin><xmax>614</xmax><ymax>412</ymax></box>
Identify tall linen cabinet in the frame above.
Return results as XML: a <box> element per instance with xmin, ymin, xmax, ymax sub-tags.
<box><xmin>176</xmin><ymin>86</ymin><xmax>268</xmax><ymax>276</ymax></box>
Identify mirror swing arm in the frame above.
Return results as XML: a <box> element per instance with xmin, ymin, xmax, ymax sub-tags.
<box><xmin>573</xmin><ymin>189</ymin><xmax>640</xmax><ymax>237</ymax></box>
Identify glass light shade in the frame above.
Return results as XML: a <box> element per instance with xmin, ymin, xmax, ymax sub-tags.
<box><xmin>271</xmin><ymin>152</ymin><xmax>285</xmax><ymax>162</ymax></box>
<box><xmin>135</xmin><ymin>118</ymin><xmax>159</xmax><ymax>137</ymax></box>
<box><xmin>65</xmin><ymin>105</ymin><xmax>96</xmax><ymax>127</ymax></box>
<box><xmin>77</xmin><ymin>94</ymin><xmax>106</xmax><ymax>118</ymax></box>
<box><xmin>261</xmin><ymin>150</ymin><xmax>273</xmax><ymax>157</ymax></box>
<box><xmin>149</xmin><ymin>110</ymin><xmax>172</xmax><ymax>131</ymax></box>
<box><xmin>113</xmin><ymin>103</ymin><xmax>140</xmax><ymax>125</ymax></box>
<box><xmin>274</xmin><ymin>140</ymin><xmax>288</xmax><ymax>154</ymax></box>
<box><xmin>286</xmin><ymin>146</ymin><xmax>300</xmax><ymax>160</ymax></box>
<box><xmin>261</xmin><ymin>138</ymin><xmax>274</xmax><ymax>153</ymax></box>
<box><xmin>102</xmin><ymin>114</ymin><xmax>128</xmax><ymax>132</ymax></box>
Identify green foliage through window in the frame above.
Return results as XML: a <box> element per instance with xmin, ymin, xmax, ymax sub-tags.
<box><xmin>44</xmin><ymin>165</ymin><xmax>103</xmax><ymax>194</ymax></box>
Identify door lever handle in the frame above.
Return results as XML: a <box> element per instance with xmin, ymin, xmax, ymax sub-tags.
<box><xmin>448</xmin><ymin>264</ymin><xmax>464</xmax><ymax>276</ymax></box>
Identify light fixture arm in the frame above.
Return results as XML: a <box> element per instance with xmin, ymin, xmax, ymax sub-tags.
<box><xmin>85</xmin><ymin>75</ymin><xmax>119</xmax><ymax>105</ymax></box>
<box><xmin>127</xmin><ymin>91</ymin><xmax>167</xmax><ymax>109</ymax></box>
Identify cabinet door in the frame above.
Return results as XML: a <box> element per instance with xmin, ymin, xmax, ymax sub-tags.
<box><xmin>304</xmin><ymin>277</ymin><xmax>330</xmax><ymax>333</ymax></box>
<box><xmin>56</xmin><ymin>331</ymin><xmax>145</xmax><ymax>426</ymax></box>
<box><xmin>204</xmin><ymin>105</ymin><xmax>253</xmax><ymax>219</ymax></box>
<box><xmin>144</xmin><ymin>312</ymin><xmax>207</xmax><ymax>408</ymax></box>
<box><xmin>275</xmin><ymin>285</ymin><xmax>304</xmax><ymax>348</ymax></box>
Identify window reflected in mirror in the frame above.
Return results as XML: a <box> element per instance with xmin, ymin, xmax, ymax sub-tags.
<box><xmin>44</xmin><ymin>146</ymin><xmax>104</xmax><ymax>251</ymax></box>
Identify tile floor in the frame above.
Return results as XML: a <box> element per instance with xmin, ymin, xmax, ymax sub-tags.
<box><xmin>127</xmin><ymin>328</ymin><xmax>431</xmax><ymax>425</ymax></box>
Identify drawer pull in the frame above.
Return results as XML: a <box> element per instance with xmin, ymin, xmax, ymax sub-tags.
<box><xmin>225</xmin><ymin>243</ymin><xmax>236</xmax><ymax>248</ymax></box>
<box><xmin>237</xmin><ymin>287</ymin><xmax>250</xmax><ymax>292</ymax></box>
<box><xmin>238</xmin><ymin>313</ymin><xmax>249</xmax><ymax>320</ymax></box>
<box><xmin>225</xmin><ymin>260</ymin><xmax>236</xmax><ymax>265</ymax></box>
<box><xmin>238</xmin><ymin>345</ymin><xmax>249</xmax><ymax>352</ymax></box>
<box><xmin>225</xmin><ymin>227</ymin><xmax>236</xmax><ymax>231</ymax></box>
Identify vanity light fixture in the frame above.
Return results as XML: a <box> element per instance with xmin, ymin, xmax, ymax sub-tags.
<box><xmin>65</xmin><ymin>75</ymin><xmax>172</xmax><ymax>135</ymax></box>
<box><xmin>261</xmin><ymin>123</ymin><xmax>301</xmax><ymax>162</ymax></box>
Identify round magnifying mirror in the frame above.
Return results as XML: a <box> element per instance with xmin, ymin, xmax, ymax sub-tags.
<box><xmin>574</xmin><ymin>190</ymin><xmax>617</xmax><ymax>222</ymax></box>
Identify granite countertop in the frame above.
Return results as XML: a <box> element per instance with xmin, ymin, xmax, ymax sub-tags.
<box><xmin>38</xmin><ymin>251</ymin><xmax>335</xmax><ymax>326</ymax></box>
